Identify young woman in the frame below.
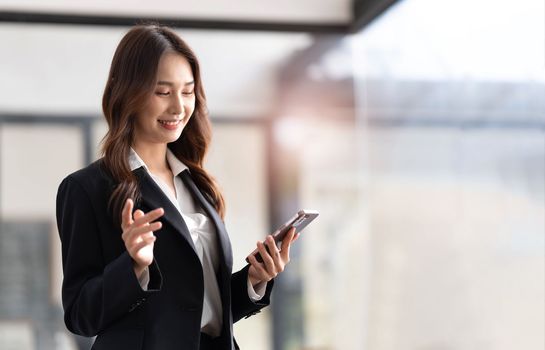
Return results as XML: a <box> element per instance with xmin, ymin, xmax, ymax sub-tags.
<box><xmin>56</xmin><ymin>24</ymin><xmax>298</xmax><ymax>350</ymax></box>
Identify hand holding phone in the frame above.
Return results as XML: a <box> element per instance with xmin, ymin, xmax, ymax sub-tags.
<box><xmin>246</xmin><ymin>209</ymin><xmax>319</xmax><ymax>263</ymax></box>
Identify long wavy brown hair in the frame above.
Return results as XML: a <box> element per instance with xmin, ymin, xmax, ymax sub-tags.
<box><xmin>101</xmin><ymin>24</ymin><xmax>225</xmax><ymax>222</ymax></box>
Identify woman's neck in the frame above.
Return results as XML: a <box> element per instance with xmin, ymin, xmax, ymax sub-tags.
<box><xmin>132</xmin><ymin>142</ymin><xmax>170</xmax><ymax>174</ymax></box>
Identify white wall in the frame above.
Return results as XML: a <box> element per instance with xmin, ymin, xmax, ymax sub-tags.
<box><xmin>0</xmin><ymin>23</ymin><xmax>311</xmax><ymax>118</ymax></box>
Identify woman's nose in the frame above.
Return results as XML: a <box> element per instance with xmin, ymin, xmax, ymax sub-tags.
<box><xmin>169</xmin><ymin>96</ymin><xmax>184</xmax><ymax>116</ymax></box>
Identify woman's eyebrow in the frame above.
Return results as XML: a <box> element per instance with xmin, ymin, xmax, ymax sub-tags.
<box><xmin>157</xmin><ymin>80</ymin><xmax>195</xmax><ymax>86</ymax></box>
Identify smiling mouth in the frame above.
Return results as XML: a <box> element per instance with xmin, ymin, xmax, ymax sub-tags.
<box><xmin>157</xmin><ymin>119</ymin><xmax>182</xmax><ymax>126</ymax></box>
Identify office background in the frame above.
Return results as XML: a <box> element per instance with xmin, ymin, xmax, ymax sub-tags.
<box><xmin>0</xmin><ymin>0</ymin><xmax>543</xmax><ymax>349</ymax></box>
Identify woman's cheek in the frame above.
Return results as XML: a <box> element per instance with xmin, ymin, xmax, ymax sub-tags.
<box><xmin>186</xmin><ymin>103</ymin><xmax>195</xmax><ymax>117</ymax></box>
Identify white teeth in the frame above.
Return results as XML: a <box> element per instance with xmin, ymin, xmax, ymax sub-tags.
<box><xmin>158</xmin><ymin>120</ymin><xmax>181</xmax><ymax>126</ymax></box>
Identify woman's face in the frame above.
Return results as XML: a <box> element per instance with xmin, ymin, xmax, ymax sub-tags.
<box><xmin>133</xmin><ymin>51</ymin><xmax>196</xmax><ymax>146</ymax></box>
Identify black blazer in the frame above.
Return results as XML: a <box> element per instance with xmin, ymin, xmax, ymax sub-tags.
<box><xmin>56</xmin><ymin>159</ymin><xmax>273</xmax><ymax>350</ymax></box>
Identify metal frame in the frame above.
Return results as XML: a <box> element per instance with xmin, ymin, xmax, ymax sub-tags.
<box><xmin>0</xmin><ymin>114</ymin><xmax>96</xmax><ymax>165</ymax></box>
<box><xmin>367</xmin><ymin>117</ymin><xmax>545</xmax><ymax>130</ymax></box>
<box><xmin>352</xmin><ymin>0</ymin><xmax>400</xmax><ymax>32</ymax></box>
<box><xmin>0</xmin><ymin>10</ymin><xmax>349</xmax><ymax>33</ymax></box>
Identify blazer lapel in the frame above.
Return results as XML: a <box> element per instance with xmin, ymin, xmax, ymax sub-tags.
<box><xmin>179</xmin><ymin>170</ymin><xmax>233</xmax><ymax>271</ymax></box>
<box><xmin>179</xmin><ymin>170</ymin><xmax>235</xmax><ymax>338</ymax></box>
<box><xmin>133</xmin><ymin>167</ymin><xmax>197</xmax><ymax>254</ymax></box>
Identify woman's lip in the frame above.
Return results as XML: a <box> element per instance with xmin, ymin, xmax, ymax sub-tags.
<box><xmin>157</xmin><ymin>119</ymin><xmax>183</xmax><ymax>130</ymax></box>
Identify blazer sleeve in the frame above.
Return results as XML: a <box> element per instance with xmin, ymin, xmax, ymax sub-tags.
<box><xmin>230</xmin><ymin>264</ymin><xmax>274</xmax><ymax>323</ymax></box>
<box><xmin>56</xmin><ymin>175</ymin><xmax>162</xmax><ymax>337</ymax></box>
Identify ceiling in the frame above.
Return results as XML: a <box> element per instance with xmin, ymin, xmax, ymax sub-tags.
<box><xmin>0</xmin><ymin>0</ymin><xmax>352</xmax><ymax>24</ymax></box>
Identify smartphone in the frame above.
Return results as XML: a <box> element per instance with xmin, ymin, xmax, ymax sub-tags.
<box><xmin>246</xmin><ymin>209</ymin><xmax>319</xmax><ymax>263</ymax></box>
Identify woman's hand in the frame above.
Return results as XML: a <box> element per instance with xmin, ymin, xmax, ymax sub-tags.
<box><xmin>247</xmin><ymin>227</ymin><xmax>300</xmax><ymax>287</ymax></box>
<box><xmin>121</xmin><ymin>199</ymin><xmax>164</xmax><ymax>278</ymax></box>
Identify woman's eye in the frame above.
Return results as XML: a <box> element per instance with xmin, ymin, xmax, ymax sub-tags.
<box><xmin>156</xmin><ymin>91</ymin><xmax>169</xmax><ymax>96</ymax></box>
<box><xmin>182</xmin><ymin>91</ymin><xmax>194</xmax><ymax>96</ymax></box>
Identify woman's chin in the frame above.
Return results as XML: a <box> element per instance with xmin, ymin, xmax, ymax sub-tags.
<box><xmin>159</xmin><ymin>127</ymin><xmax>184</xmax><ymax>143</ymax></box>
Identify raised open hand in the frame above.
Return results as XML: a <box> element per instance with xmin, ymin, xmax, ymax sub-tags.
<box><xmin>120</xmin><ymin>198</ymin><xmax>164</xmax><ymax>277</ymax></box>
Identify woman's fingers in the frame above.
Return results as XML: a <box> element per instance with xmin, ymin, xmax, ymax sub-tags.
<box><xmin>248</xmin><ymin>228</ymin><xmax>300</xmax><ymax>286</ymax></box>
<box><xmin>134</xmin><ymin>209</ymin><xmax>144</xmax><ymax>220</ymax></box>
<box><xmin>121</xmin><ymin>205</ymin><xmax>163</xmax><ymax>267</ymax></box>
<box><xmin>280</xmin><ymin>227</ymin><xmax>297</xmax><ymax>261</ymax></box>
<box><xmin>130</xmin><ymin>221</ymin><xmax>162</xmax><ymax>237</ymax></box>
<box><xmin>247</xmin><ymin>253</ymin><xmax>271</xmax><ymax>282</ymax></box>
<box><xmin>133</xmin><ymin>207</ymin><xmax>164</xmax><ymax>227</ymax></box>
<box><xmin>124</xmin><ymin>221</ymin><xmax>161</xmax><ymax>249</ymax></box>
<box><xmin>121</xmin><ymin>198</ymin><xmax>134</xmax><ymax>231</ymax></box>
<box><xmin>130</xmin><ymin>234</ymin><xmax>156</xmax><ymax>253</ymax></box>
<box><xmin>257</xmin><ymin>240</ymin><xmax>278</xmax><ymax>275</ymax></box>
<box><xmin>264</xmin><ymin>235</ymin><xmax>284</xmax><ymax>273</ymax></box>
<box><xmin>122</xmin><ymin>207</ymin><xmax>163</xmax><ymax>239</ymax></box>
